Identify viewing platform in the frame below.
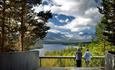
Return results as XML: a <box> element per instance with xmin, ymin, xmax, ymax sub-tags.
<box><xmin>37</xmin><ymin>67</ymin><xmax>104</xmax><ymax>70</ymax></box>
<box><xmin>39</xmin><ymin>56</ymin><xmax>105</xmax><ymax>67</ymax></box>
<box><xmin>0</xmin><ymin>51</ymin><xmax>114</xmax><ymax>70</ymax></box>
<box><xmin>37</xmin><ymin>51</ymin><xmax>115</xmax><ymax>70</ymax></box>
<box><xmin>38</xmin><ymin>56</ymin><xmax>105</xmax><ymax>70</ymax></box>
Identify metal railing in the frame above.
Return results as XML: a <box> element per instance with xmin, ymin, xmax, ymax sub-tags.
<box><xmin>105</xmin><ymin>52</ymin><xmax>115</xmax><ymax>70</ymax></box>
<box><xmin>39</xmin><ymin>56</ymin><xmax>105</xmax><ymax>67</ymax></box>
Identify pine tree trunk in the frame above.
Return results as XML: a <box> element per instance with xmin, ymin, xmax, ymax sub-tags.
<box><xmin>20</xmin><ymin>0</ymin><xmax>26</xmax><ymax>51</ymax></box>
<box><xmin>1</xmin><ymin>0</ymin><xmax>5</xmax><ymax>52</ymax></box>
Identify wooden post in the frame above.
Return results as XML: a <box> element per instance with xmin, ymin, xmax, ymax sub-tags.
<box><xmin>59</xmin><ymin>57</ymin><xmax>63</xmax><ymax>67</ymax></box>
<box><xmin>39</xmin><ymin>58</ymin><xmax>41</xmax><ymax>67</ymax></box>
<box><xmin>103</xmin><ymin>36</ymin><xmax>106</xmax><ymax>55</ymax></box>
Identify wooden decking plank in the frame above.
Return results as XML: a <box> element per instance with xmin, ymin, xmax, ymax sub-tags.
<box><xmin>37</xmin><ymin>67</ymin><xmax>104</xmax><ymax>70</ymax></box>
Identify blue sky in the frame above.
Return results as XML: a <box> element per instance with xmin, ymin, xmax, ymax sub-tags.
<box><xmin>33</xmin><ymin>0</ymin><xmax>102</xmax><ymax>42</ymax></box>
<box><xmin>48</xmin><ymin>14</ymin><xmax>75</xmax><ymax>26</ymax></box>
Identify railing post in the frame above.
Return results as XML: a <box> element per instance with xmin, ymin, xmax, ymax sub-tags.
<box><xmin>59</xmin><ymin>57</ymin><xmax>62</xmax><ymax>67</ymax></box>
<box><xmin>39</xmin><ymin>58</ymin><xmax>41</xmax><ymax>67</ymax></box>
<box><xmin>105</xmin><ymin>51</ymin><xmax>115</xmax><ymax>70</ymax></box>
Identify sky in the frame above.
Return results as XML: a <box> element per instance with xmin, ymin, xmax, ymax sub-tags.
<box><xmin>33</xmin><ymin>0</ymin><xmax>102</xmax><ymax>42</ymax></box>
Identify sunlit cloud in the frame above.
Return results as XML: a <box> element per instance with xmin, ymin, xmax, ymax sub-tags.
<box><xmin>33</xmin><ymin>0</ymin><xmax>102</xmax><ymax>42</ymax></box>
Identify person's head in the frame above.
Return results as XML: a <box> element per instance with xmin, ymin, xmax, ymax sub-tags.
<box><xmin>86</xmin><ymin>49</ymin><xmax>89</xmax><ymax>51</ymax></box>
<box><xmin>78</xmin><ymin>48</ymin><xmax>81</xmax><ymax>51</ymax></box>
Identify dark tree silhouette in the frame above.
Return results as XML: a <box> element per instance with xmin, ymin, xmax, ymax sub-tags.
<box><xmin>97</xmin><ymin>0</ymin><xmax>115</xmax><ymax>45</ymax></box>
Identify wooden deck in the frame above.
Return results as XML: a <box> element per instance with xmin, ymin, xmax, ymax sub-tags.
<box><xmin>37</xmin><ymin>67</ymin><xmax>104</xmax><ymax>70</ymax></box>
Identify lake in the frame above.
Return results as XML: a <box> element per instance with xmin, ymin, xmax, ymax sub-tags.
<box><xmin>37</xmin><ymin>44</ymin><xmax>78</xmax><ymax>56</ymax></box>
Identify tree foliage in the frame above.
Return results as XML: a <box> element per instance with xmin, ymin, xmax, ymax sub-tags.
<box><xmin>96</xmin><ymin>17</ymin><xmax>105</xmax><ymax>42</ymax></box>
<box><xmin>0</xmin><ymin>0</ymin><xmax>52</xmax><ymax>52</ymax></box>
<box><xmin>97</xmin><ymin>0</ymin><xmax>115</xmax><ymax>45</ymax></box>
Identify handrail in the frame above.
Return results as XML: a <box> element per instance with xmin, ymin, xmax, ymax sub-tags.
<box><xmin>39</xmin><ymin>56</ymin><xmax>105</xmax><ymax>67</ymax></box>
<box><xmin>39</xmin><ymin>56</ymin><xmax>105</xmax><ymax>59</ymax></box>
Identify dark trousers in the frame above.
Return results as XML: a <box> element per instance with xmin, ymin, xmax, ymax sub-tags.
<box><xmin>76</xmin><ymin>60</ymin><xmax>82</xmax><ymax>67</ymax></box>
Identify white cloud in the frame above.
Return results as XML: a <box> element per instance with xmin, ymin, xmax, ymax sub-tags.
<box><xmin>70</xmin><ymin>17</ymin><xmax>91</xmax><ymax>27</ymax></box>
<box><xmin>46</xmin><ymin>22</ymin><xmax>55</xmax><ymax>27</ymax></box>
<box><xmin>49</xmin><ymin>0</ymin><xmax>101</xmax><ymax>32</ymax></box>
<box><xmin>50</xmin><ymin>0</ymin><xmax>97</xmax><ymax>16</ymax></box>
<box><xmin>33</xmin><ymin>5</ymin><xmax>43</xmax><ymax>13</ymax></box>
<box><xmin>48</xmin><ymin>29</ymin><xmax>60</xmax><ymax>33</ymax></box>
<box><xmin>59</xmin><ymin>20</ymin><xmax>65</xmax><ymax>23</ymax></box>
<box><xmin>43</xmin><ymin>5</ymin><xmax>51</xmax><ymax>11</ymax></box>
<box><xmin>34</xmin><ymin>0</ymin><xmax>102</xmax><ymax>41</ymax></box>
<box><xmin>46</xmin><ymin>22</ymin><xmax>67</xmax><ymax>30</ymax></box>
<box><xmin>78</xmin><ymin>32</ymin><xmax>84</xmax><ymax>35</ymax></box>
<box><xmin>65</xmin><ymin>19</ymin><xmax>69</xmax><ymax>22</ymax></box>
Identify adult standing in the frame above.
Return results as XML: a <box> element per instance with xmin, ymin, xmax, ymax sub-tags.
<box><xmin>84</xmin><ymin>49</ymin><xmax>92</xmax><ymax>67</ymax></box>
<box><xmin>75</xmin><ymin>48</ymin><xmax>82</xmax><ymax>67</ymax></box>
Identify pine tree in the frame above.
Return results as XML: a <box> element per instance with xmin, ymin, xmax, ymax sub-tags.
<box><xmin>97</xmin><ymin>0</ymin><xmax>115</xmax><ymax>45</ymax></box>
<box><xmin>96</xmin><ymin>17</ymin><xmax>106</xmax><ymax>42</ymax></box>
<box><xmin>0</xmin><ymin>0</ymin><xmax>52</xmax><ymax>52</ymax></box>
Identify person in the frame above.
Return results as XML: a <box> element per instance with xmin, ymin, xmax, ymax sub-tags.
<box><xmin>75</xmin><ymin>48</ymin><xmax>82</xmax><ymax>67</ymax></box>
<box><xmin>84</xmin><ymin>49</ymin><xmax>92</xmax><ymax>67</ymax></box>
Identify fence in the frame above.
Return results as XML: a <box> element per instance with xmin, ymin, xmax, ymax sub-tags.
<box><xmin>39</xmin><ymin>56</ymin><xmax>105</xmax><ymax>67</ymax></box>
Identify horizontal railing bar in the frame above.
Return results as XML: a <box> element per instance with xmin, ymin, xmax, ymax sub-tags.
<box><xmin>39</xmin><ymin>56</ymin><xmax>105</xmax><ymax>67</ymax></box>
<box><xmin>39</xmin><ymin>56</ymin><xmax>105</xmax><ymax>59</ymax></box>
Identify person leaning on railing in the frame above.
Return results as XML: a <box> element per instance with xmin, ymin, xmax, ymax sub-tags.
<box><xmin>75</xmin><ymin>48</ymin><xmax>82</xmax><ymax>67</ymax></box>
<box><xmin>83</xmin><ymin>49</ymin><xmax>92</xmax><ymax>67</ymax></box>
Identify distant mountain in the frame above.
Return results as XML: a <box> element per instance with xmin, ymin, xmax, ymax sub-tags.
<box><xmin>44</xmin><ymin>32</ymin><xmax>67</xmax><ymax>42</ymax></box>
<box><xmin>44</xmin><ymin>32</ymin><xmax>96</xmax><ymax>44</ymax></box>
